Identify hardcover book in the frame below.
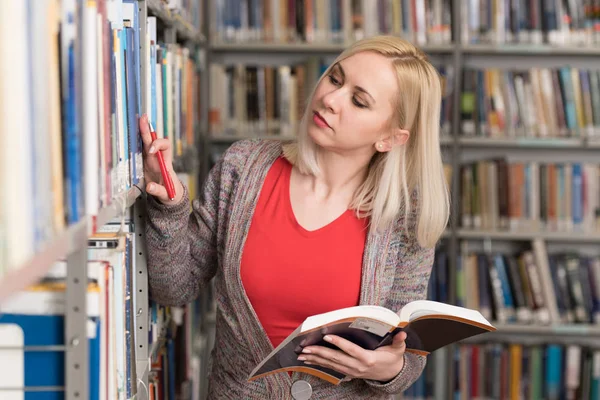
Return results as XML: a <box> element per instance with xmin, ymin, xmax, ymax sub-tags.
<box><xmin>248</xmin><ymin>300</ymin><xmax>495</xmax><ymax>385</ymax></box>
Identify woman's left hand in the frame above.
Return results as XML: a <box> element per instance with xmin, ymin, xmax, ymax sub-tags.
<box><xmin>297</xmin><ymin>331</ymin><xmax>407</xmax><ymax>382</ymax></box>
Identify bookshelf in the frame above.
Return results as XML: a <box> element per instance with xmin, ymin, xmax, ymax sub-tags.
<box><xmin>0</xmin><ymin>1</ymin><xmax>207</xmax><ymax>400</ymax></box>
<box><xmin>203</xmin><ymin>1</ymin><xmax>600</xmax><ymax>399</ymax></box>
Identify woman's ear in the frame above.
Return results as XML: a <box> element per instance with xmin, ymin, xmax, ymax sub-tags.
<box><xmin>375</xmin><ymin>128</ymin><xmax>410</xmax><ymax>152</ymax></box>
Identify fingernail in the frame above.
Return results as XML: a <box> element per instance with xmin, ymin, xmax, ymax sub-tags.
<box><xmin>149</xmin><ymin>146</ymin><xmax>155</xmax><ymax>154</ymax></box>
<box><xmin>302</xmin><ymin>348</ymin><xmax>311</xmax><ymax>354</ymax></box>
<box><xmin>148</xmin><ymin>183</ymin><xmax>154</xmax><ymax>192</ymax></box>
<box><xmin>297</xmin><ymin>356</ymin><xmax>306</xmax><ymax>361</ymax></box>
<box><xmin>323</xmin><ymin>335</ymin><xmax>332</xmax><ymax>343</ymax></box>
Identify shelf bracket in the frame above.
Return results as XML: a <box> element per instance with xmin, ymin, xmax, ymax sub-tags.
<box><xmin>65</xmin><ymin>245</ymin><xmax>89</xmax><ymax>400</ymax></box>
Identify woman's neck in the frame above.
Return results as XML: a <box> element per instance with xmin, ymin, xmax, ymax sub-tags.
<box><xmin>307</xmin><ymin>148</ymin><xmax>373</xmax><ymax>201</ymax></box>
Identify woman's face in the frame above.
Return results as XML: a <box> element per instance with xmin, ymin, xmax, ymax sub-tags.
<box><xmin>307</xmin><ymin>51</ymin><xmax>401</xmax><ymax>156</ymax></box>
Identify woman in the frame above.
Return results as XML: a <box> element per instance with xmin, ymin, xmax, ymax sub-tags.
<box><xmin>139</xmin><ymin>35</ymin><xmax>449</xmax><ymax>399</ymax></box>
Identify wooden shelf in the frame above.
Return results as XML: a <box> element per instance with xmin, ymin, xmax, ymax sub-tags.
<box><xmin>210</xmin><ymin>41</ymin><xmax>455</xmax><ymax>54</ymax></box>
<box><xmin>0</xmin><ymin>183</ymin><xmax>144</xmax><ymax>304</ymax></box>
<box><xmin>457</xmin><ymin>229</ymin><xmax>600</xmax><ymax>242</ymax></box>
<box><xmin>462</xmin><ymin>323</ymin><xmax>600</xmax><ymax>346</ymax></box>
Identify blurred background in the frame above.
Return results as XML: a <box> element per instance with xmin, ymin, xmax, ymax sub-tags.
<box><xmin>0</xmin><ymin>0</ymin><xmax>600</xmax><ymax>399</ymax></box>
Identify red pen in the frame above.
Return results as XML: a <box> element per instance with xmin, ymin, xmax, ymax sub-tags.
<box><xmin>148</xmin><ymin>121</ymin><xmax>176</xmax><ymax>201</ymax></box>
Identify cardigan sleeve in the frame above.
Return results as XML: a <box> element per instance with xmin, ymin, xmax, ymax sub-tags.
<box><xmin>144</xmin><ymin>139</ymin><xmax>257</xmax><ymax>306</ymax></box>
<box><xmin>144</xmin><ymin>156</ymin><xmax>223</xmax><ymax>306</ymax></box>
<box><xmin>364</xmin><ymin>219</ymin><xmax>436</xmax><ymax>395</ymax></box>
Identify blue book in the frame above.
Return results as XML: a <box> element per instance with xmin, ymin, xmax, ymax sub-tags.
<box><xmin>0</xmin><ymin>312</ymin><xmax>100</xmax><ymax>400</ymax></box>
<box><xmin>124</xmin><ymin>27</ymin><xmax>138</xmax><ymax>185</ymax></box>
<box><xmin>119</xmin><ymin>28</ymin><xmax>130</xmax><ymax>188</ymax></box>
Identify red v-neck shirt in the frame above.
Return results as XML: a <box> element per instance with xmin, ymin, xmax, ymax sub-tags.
<box><xmin>240</xmin><ymin>156</ymin><xmax>369</xmax><ymax>348</ymax></box>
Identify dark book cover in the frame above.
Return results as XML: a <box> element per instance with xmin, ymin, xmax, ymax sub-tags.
<box><xmin>249</xmin><ymin>314</ymin><xmax>493</xmax><ymax>384</ymax></box>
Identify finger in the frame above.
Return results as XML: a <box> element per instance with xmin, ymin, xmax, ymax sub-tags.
<box><xmin>146</xmin><ymin>181</ymin><xmax>171</xmax><ymax>203</ymax></box>
<box><xmin>299</xmin><ymin>353</ymin><xmax>352</xmax><ymax>377</ymax></box>
<box><xmin>319</xmin><ymin>335</ymin><xmax>368</xmax><ymax>361</ymax></box>
<box><xmin>392</xmin><ymin>331</ymin><xmax>407</xmax><ymax>349</ymax></box>
<box><xmin>300</xmin><ymin>346</ymin><xmax>360</xmax><ymax>372</ymax></box>
<box><xmin>139</xmin><ymin>114</ymin><xmax>153</xmax><ymax>149</ymax></box>
<box><xmin>148</xmin><ymin>138</ymin><xmax>171</xmax><ymax>154</ymax></box>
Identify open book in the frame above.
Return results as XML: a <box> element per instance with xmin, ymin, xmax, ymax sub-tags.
<box><xmin>248</xmin><ymin>300</ymin><xmax>495</xmax><ymax>385</ymax></box>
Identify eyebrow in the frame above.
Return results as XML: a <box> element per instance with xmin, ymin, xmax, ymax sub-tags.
<box><xmin>333</xmin><ymin>63</ymin><xmax>376</xmax><ymax>104</ymax></box>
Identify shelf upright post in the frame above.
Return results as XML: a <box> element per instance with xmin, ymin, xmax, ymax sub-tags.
<box><xmin>65</xmin><ymin>242</ymin><xmax>89</xmax><ymax>400</ymax></box>
<box><xmin>134</xmin><ymin>197</ymin><xmax>150</xmax><ymax>400</ymax></box>
<box><xmin>442</xmin><ymin>0</ymin><xmax>465</xmax><ymax>398</ymax></box>
<box><xmin>135</xmin><ymin>2</ymin><xmax>151</xmax><ymax>399</ymax></box>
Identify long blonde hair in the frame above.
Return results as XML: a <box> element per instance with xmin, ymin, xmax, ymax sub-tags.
<box><xmin>283</xmin><ymin>35</ymin><xmax>449</xmax><ymax>249</ymax></box>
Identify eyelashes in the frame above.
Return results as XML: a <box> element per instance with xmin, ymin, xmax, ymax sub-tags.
<box><xmin>327</xmin><ymin>74</ymin><xmax>368</xmax><ymax>109</ymax></box>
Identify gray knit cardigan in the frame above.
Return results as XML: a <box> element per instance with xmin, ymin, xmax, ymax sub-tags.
<box><xmin>145</xmin><ymin>139</ymin><xmax>435</xmax><ymax>399</ymax></box>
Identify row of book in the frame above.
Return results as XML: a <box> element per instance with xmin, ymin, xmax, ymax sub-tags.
<box><xmin>453</xmin><ymin>343</ymin><xmax>600</xmax><ymax>399</ymax></box>
<box><xmin>211</xmin><ymin>0</ymin><xmax>452</xmax><ymax>45</ymax></box>
<box><xmin>0</xmin><ymin>0</ymin><xmax>201</xmax><ymax>279</ymax></box>
<box><xmin>461</xmin><ymin>67</ymin><xmax>600</xmax><ymax>140</ymax></box>
<box><xmin>460</xmin><ymin>160</ymin><xmax>600</xmax><ymax>234</ymax></box>
<box><xmin>209</xmin><ymin>63</ymin><xmax>600</xmax><ymax>142</ymax></box>
<box><xmin>0</xmin><ymin>226</ymin><xmax>138</xmax><ymax>400</ymax></box>
<box><xmin>208</xmin><ymin>60</ymin><xmax>454</xmax><ymax>137</ymax></box>
<box><xmin>461</xmin><ymin>0</ymin><xmax>600</xmax><ymax>46</ymax></box>
<box><xmin>457</xmin><ymin>246</ymin><xmax>600</xmax><ymax>326</ymax></box>
<box><xmin>0</xmin><ymin>218</ymin><xmax>208</xmax><ymax>400</ymax></box>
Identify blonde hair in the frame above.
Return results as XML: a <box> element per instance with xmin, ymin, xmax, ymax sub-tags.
<box><xmin>283</xmin><ymin>35</ymin><xmax>449</xmax><ymax>249</ymax></box>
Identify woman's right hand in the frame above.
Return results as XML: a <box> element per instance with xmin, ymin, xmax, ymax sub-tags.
<box><xmin>139</xmin><ymin>114</ymin><xmax>184</xmax><ymax>204</ymax></box>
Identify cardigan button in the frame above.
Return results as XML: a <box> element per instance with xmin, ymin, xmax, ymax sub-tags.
<box><xmin>291</xmin><ymin>380</ymin><xmax>312</xmax><ymax>400</ymax></box>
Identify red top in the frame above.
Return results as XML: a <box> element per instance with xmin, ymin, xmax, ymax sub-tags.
<box><xmin>240</xmin><ymin>157</ymin><xmax>368</xmax><ymax>348</ymax></box>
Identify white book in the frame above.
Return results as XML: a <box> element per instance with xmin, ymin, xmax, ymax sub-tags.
<box><xmin>0</xmin><ymin>0</ymin><xmax>34</xmax><ymax>271</ymax></box>
<box><xmin>83</xmin><ymin>0</ymin><xmax>100</xmax><ymax>218</ymax></box>
<box><xmin>0</xmin><ymin>324</ymin><xmax>24</xmax><ymax>400</ymax></box>
<box><xmin>97</xmin><ymin>14</ymin><xmax>107</xmax><ymax>208</ymax></box>
<box><xmin>155</xmin><ymin>46</ymin><xmax>164</xmax><ymax>138</ymax></box>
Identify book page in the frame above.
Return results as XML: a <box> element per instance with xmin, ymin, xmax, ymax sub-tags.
<box><xmin>302</xmin><ymin>305</ymin><xmax>400</xmax><ymax>332</ymax></box>
<box><xmin>400</xmin><ymin>300</ymin><xmax>493</xmax><ymax>327</ymax></box>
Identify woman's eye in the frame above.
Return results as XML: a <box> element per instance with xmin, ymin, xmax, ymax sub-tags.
<box><xmin>328</xmin><ymin>74</ymin><xmax>341</xmax><ymax>86</ymax></box>
<box><xmin>352</xmin><ymin>97</ymin><xmax>367</xmax><ymax>108</ymax></box>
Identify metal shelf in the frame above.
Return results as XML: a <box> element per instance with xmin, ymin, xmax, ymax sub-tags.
<box><xmin>461</xmin><ymin>44</ymin><xmax>600</xmax><ymax>56</ymax></box>
<box><xmin>458</xmin><ymin>136</ymin><xmax>586</xmax><ymax>149</ymax></box>
<box><xmin>457</xmin><ymin>229</ymin><xmax>600</xmax><ymax>242</ymax></box>
<box><xmin>96</xmin><ymin>181</ymin><xmax>144</xmax><ymax>229</ymax></box>
<box><xmin>0</xmin><ymin>219</ymin><xmax>87</xmax><ymax>304</ymax></box>
<box><xmin>0</xmin><ymin>183</ymin><xmax>144</xmax><ymax>304</ymax></box>
<box><xmin>210</xmin><ymin>41</ymin><xmax>455</xmax><ymax>54</ymax></box>
<box><xmin>440</xmin><ymin>136</ymin><xmax>453</xmax><ymax>145</ymax></box>
<box><xmin>463</xmin><ymin>323</ymin><xmax>600</xmax><ymax>347</ymax></box>
<box><xmin>146</xmin><ymin>0</ymin><xmax>204</xmax><ymax>44</ymax></box>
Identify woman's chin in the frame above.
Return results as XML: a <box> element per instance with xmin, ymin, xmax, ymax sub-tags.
<box><xmin>307</xmin><ymin>125</ymin><xmax>333</xmax><ymax>147</ymax></box>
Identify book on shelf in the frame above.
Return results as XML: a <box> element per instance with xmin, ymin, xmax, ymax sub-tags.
<box><xmin>460</xmin><ymin>66</ymin><xmax>600</xmax><ymax>141</ymax></box>
<box><xmin>248</xmin><ymin>300</ymin><xmax>495</xmax><ymax>385</ymax></box>
<box><xmin>209</xmin><ymin>60</ymin><xmax>454</xmax><ymax>138</ymax></box>
<box><xmin>461</xmin><ymin>0</ymin><xmax>600</xmax><ymax>46</ymax></box>
<box><xmin>454</xmin><ymin>343</ymin><xmax>600</xmax><ymax>399</ymax></box>
<box><xmin>212</xmin><ymin>0</ymin><xmax>452</xmax><ymax>46</ymax></box>
<box><xmin>458</xmin><ymin>241</ymin><xmax>600</xmax><ymax>327</ymax></box>
<box><xmin>0</xmin><ymin>0</ymin><xmax>201</xmax><ymax>280</ymax></box>
<box><xmin>460</xmin><ymin>159</ymin><xmax>600</xmax><ymax>234</ymax></box>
